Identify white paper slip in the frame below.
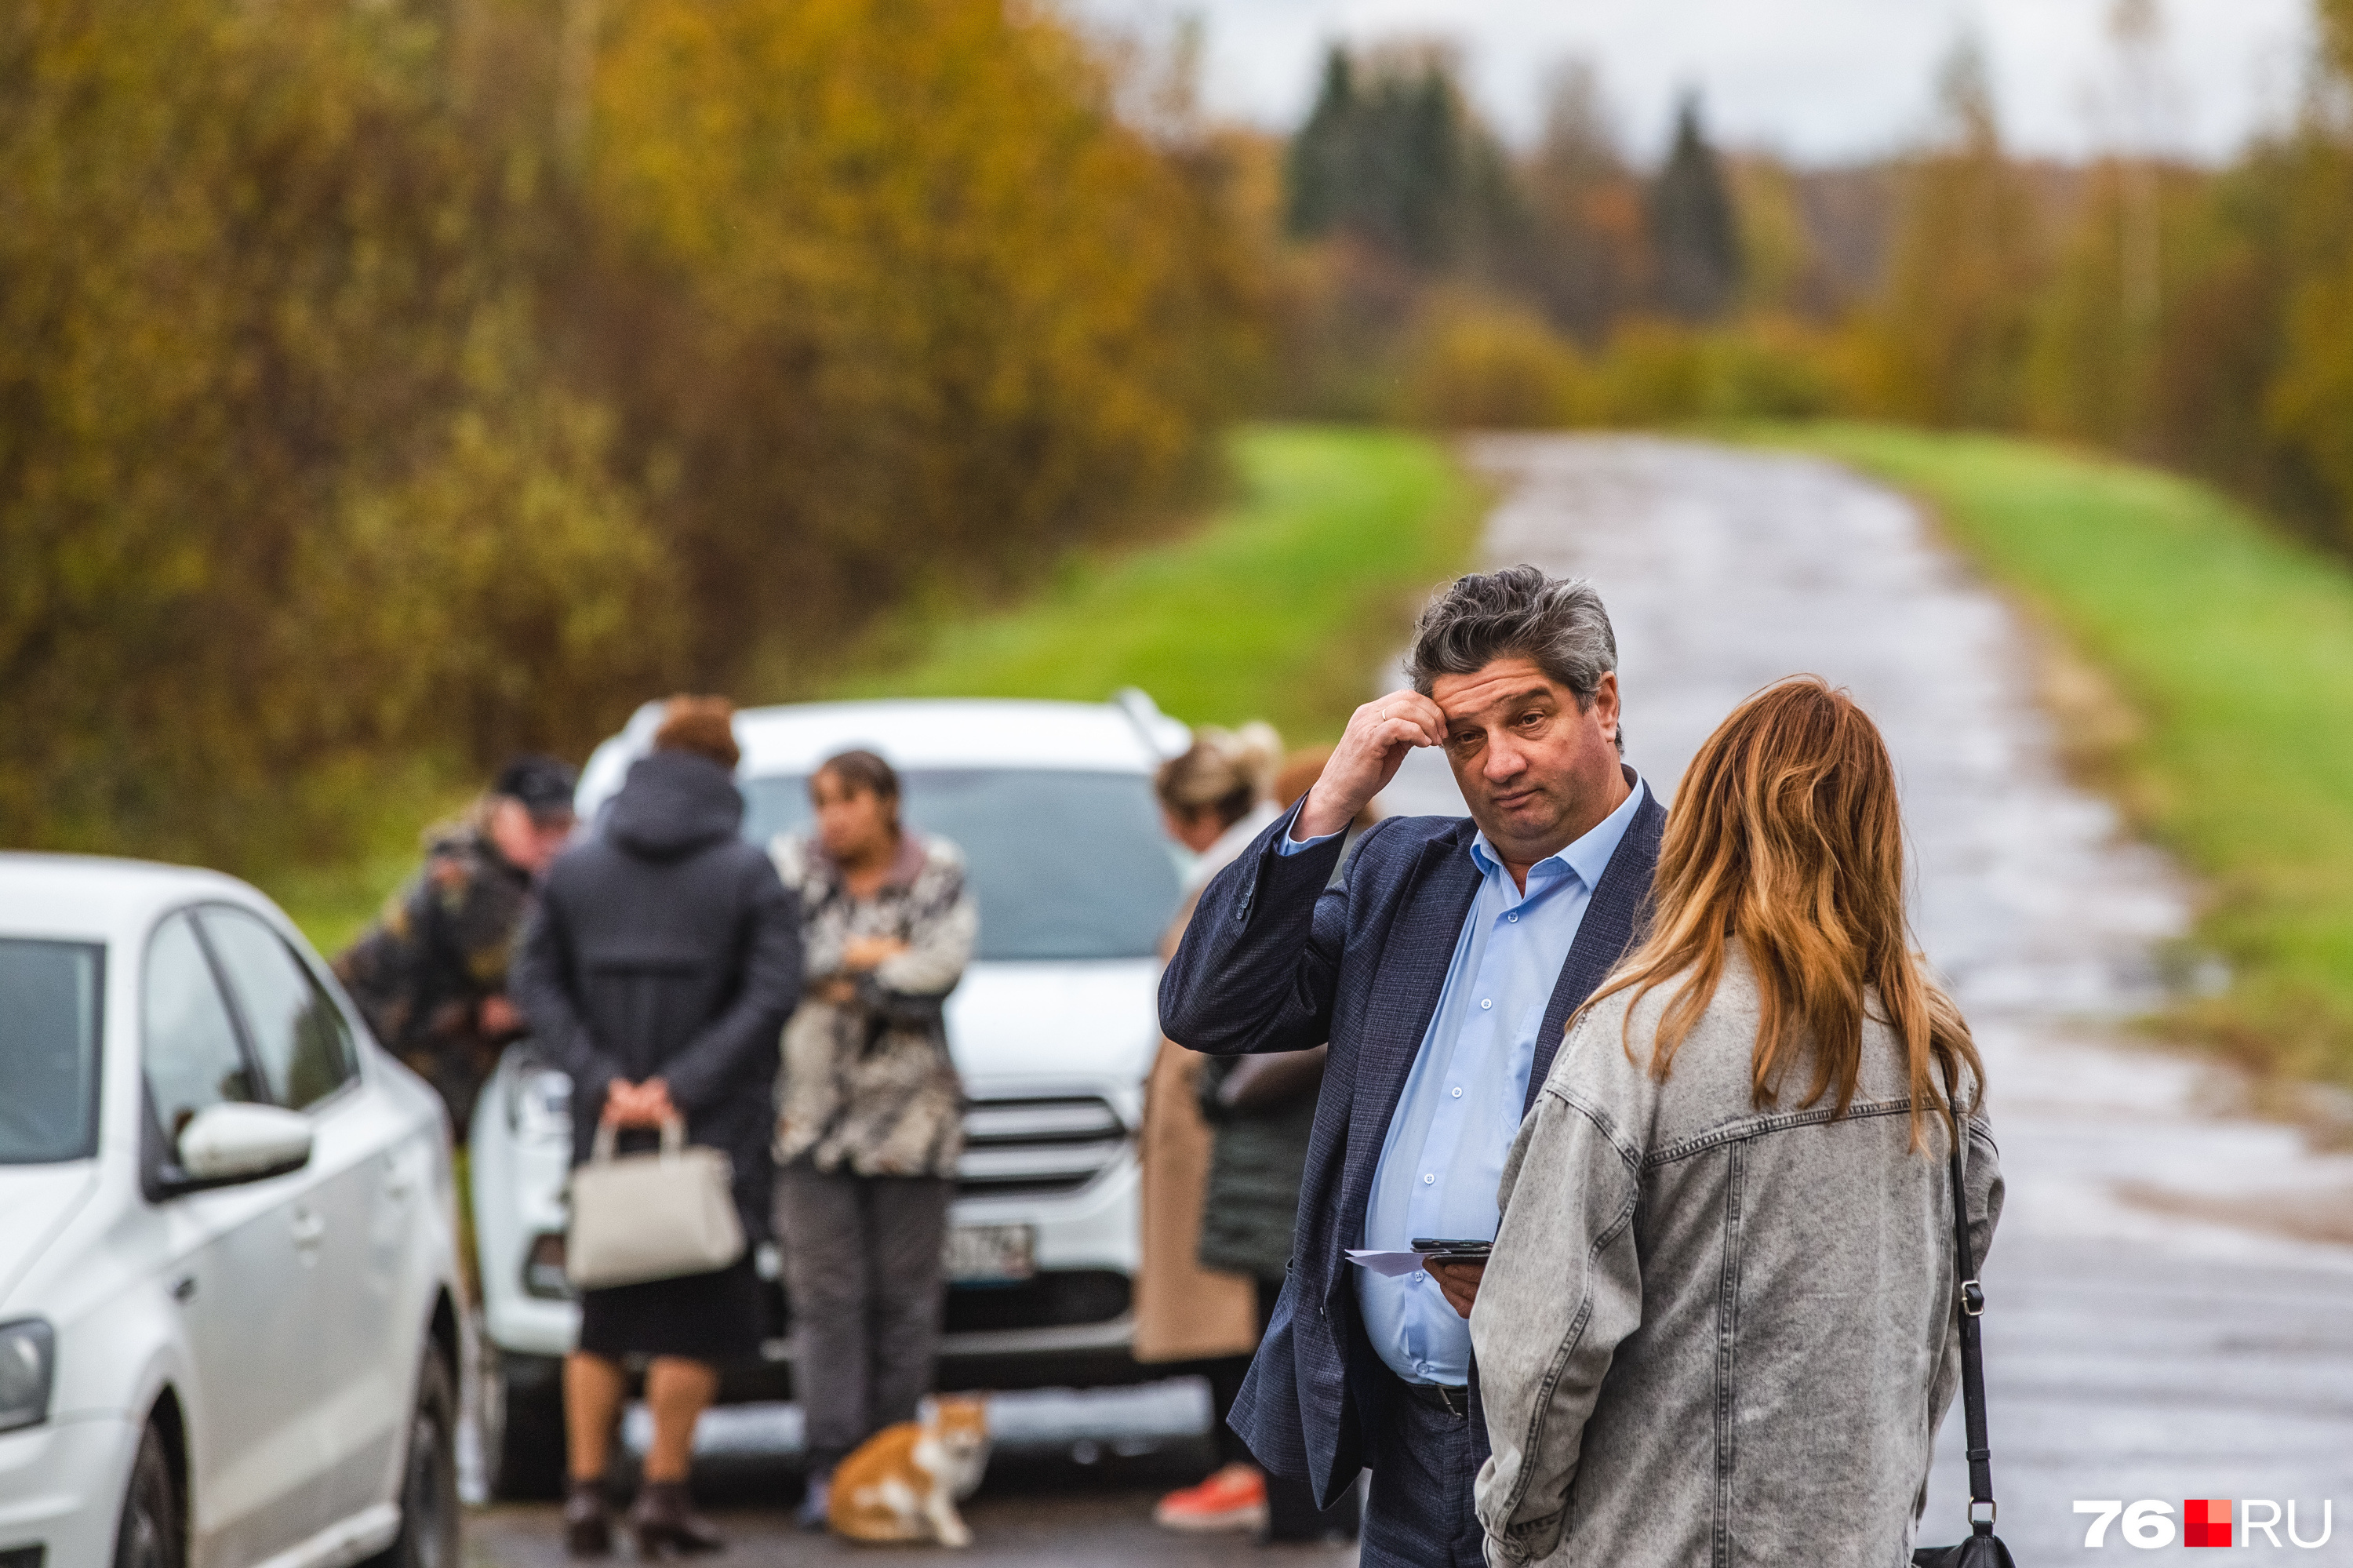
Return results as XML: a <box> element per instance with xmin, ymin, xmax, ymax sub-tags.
<box><xmin>1344</xmin><ymin>1249</ymin><xmax>1431</xmax><ymax>1278</ymax></box>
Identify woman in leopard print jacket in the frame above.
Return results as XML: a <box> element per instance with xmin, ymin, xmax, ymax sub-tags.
<box><xmin>768</xmin><ymin>749</ymin><xmax>977</xmax><ymax>1515</ymax></box>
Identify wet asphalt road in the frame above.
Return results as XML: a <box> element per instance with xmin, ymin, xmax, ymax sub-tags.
<box><xmin>464</xmin><ymin>1381</ymin><xmax>1361</xmax><ymax>1565</ymax></box>
<box><xmin>471</xmin><ymin>435</ymin><xmax>2353</xmax><ymax>1563</ymax></box>
<box><xmin>466</xmin><ymin>1451</ymin><xmax>1354</xmax><ymax>1568</ymax></box>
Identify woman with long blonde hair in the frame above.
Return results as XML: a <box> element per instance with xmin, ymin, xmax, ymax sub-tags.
<box><xmin>1469</xmin><ymin>678</ymin><xmax>2003</xmax><ymax>1566</ymax></box>
<box><xmin>1132</xmin><ymin>722</ymin><xmax>1286</xmax><ymax>1533</ymax></box>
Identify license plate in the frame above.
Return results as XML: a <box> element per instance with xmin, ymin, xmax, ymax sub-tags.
<box><xmin>944</xmin><ymin>1223</ymin><xmax>1035</xmax><ymax>1284</ymax></box>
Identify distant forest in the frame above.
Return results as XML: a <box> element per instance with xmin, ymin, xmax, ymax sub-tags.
<box><xmin>1262</xmin><ymin>13</ymin><xmax>2353</xmax><ymax>573</ymax></box>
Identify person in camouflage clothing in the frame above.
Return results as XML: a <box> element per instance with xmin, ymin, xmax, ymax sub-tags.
<box><xmin>335</xmin><ymin>755</ymin><xmax>580</xmax><ymax>1140</ymax></box>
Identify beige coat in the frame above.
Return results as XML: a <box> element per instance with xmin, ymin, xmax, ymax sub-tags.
<box><xmin>1129</xmin><ymin>807</ymin><xmax>1278</xmax><ymax>1364</ymax></box>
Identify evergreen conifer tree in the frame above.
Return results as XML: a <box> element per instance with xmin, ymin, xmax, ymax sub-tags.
<box><xmin>1286</xmin><ymin>47</ymin><xmax>1356</xmax><ymax>238</ymax></box>
<box><xmin>1280</xmin><ymin>44</ymin><xmax>1516</xmax><ymax>275</ymax></box>
<box><xmin>1649</xmin><ymin>93</ymin><xmax>1741</xmax><ymax>319</ymax></box>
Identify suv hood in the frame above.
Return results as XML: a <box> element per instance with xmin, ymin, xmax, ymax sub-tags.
<box><xmin>0</xmin><ymin>1166</ymin><xmax>99</xmax><ymax>1309</ymax></box>
<box><xmin>944</xmin><ymin>959</ymin><xmax>1162</xmax><ymax>1097</ymax></box>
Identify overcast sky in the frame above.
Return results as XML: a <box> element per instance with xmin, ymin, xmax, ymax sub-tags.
<box><xmin>1074</xmin><ymin>0</ymin><xmax>2315</xmax><ymax>164</ymax></box>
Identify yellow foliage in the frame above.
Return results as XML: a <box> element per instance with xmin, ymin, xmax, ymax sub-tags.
<box><xmin>0</xmin><ymin>0</ymin><xmax>1262</xmax><ymax>866</ymax></box>
<box><xmin>1389</xmin><ymin>304</ymin><xmax>1855</xmax><ymax>433</ymax></box>
<box><xmin>0</xmin><ymin>0</ymin><xmax>675</xmax><ymax>864</ymax></box>
<box><xmin>1574</xmin><ymin>317</ymin><xmax>1849</xmax><ymax>427</ymax></box>
<box><xmin>1725</xmin><ymin>157</ymin><xmax>1819</xmax><ymax>317</ymax></box>
<box><xmin>2322</xmin><ymin>0</ymin><xmax>2353</xmax><ymax>82</ymax></box>
<box><xmin>1587</xmin><ymin>320</ymin><xmax>1708</xmax><ymax>424</ymax></box>
<box><xmin>1858</xmin><ymin>150</ymin><xmax>2045</xmax><ymax>427</ymax></box>
<box><xmin>1397</xmin><ymin>295</ymin><xmax>1584</xmax><ymax>427</ymax></box>
<box><xmin>2268</xmin><ymin>256</ymin><xmax>2353</xmax><ymax>511</ymax></box>
<box><xmin>588</xmin><ymin>0</ymin><xmax>1264</xmax><ymax>678</ymax></box>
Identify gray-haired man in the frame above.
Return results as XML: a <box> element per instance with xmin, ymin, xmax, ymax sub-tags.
<box><xmin>1159</xmin><ymin>565</ymin><xmax>1665</xmax><ymax>1566</ymax></box>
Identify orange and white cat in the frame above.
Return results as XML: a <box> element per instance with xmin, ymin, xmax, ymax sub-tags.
<box><xmin>827</xmin><ymin>1395</ymin><xmax>992</xmax><ymax>1548</ymax></box>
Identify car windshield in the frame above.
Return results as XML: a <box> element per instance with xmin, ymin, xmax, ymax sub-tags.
<box><xmin>0</xmin><ymin>939</ymin><xmax>104</xmax><ymax>1163</ymax></box>
<box><xmin>742</xmin><ymin>769</ymin><xmax>1184</xmax><ymax>962</ymax></box>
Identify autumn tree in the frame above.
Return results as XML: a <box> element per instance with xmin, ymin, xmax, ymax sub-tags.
<box><xmin>1649</xmin><ymin>96</ymin><xmax>1742</xmax><ymax>320</ymax></box>
<box><xmin>2242</xmin><ymin>0</ymin><xmax>2353</xmax><ymax>542</ymax></box>
<box><xmin>1861</xmin><ymin>38</ymin><xmax>2047</xmax><ymax>427</ymax></box>
<box><xmin>0</xmin><ymin>0</ymin><xmax>678</xmax><ymax>863</ymax></box>
<box><xmin>1284</xmin><ymin>43</ymin><xmax>1522</xmax><ymax>278</ymax></box>
<box><xmin>0</xmin><ymin>0</ymin><xmax>1263</xmax><ymax>866</ymax></box>
<box><xmin>584</xmin><ymin>0</ymin><xmax>1263</xmax><ymax>689</ymax></box>
<box><xmin>1517</xmin><ymin>62</ymin><xmax>1650</xmax><ymax>341</ymax></box>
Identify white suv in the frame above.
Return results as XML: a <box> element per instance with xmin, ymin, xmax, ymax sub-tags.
<box><xmin>470</xmin><ymin>695</ymin><xmax>1187</xmax><ymax>1496</ymax></box>
<box><xmin>0</xmin><ymin>854</ymin><xmax>464</xmax><ymax>1568</ymax></box>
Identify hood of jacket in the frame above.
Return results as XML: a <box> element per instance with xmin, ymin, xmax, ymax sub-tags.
<box><xmin>605</xmin><ymin>750</ymin><xmax>744</xmax><ymax>860</ymax></box>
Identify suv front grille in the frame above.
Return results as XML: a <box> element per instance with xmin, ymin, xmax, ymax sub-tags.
<box><xmin>957</xmin><ymin>1094</ymin><xmax>1128</xmax><ymax>1199</ymax></box>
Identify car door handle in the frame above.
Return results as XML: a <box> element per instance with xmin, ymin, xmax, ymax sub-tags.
<box><xmin>289</xmin><ymin>1208</ymin><xmax>326</xmax><ymax>1250</ymax></box>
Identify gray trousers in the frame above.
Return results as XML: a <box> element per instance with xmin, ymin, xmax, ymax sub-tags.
<box><xmin>774</xmin><ymin>1160</ymin><xmax>955</xmax><ymax>1471</ymax></box>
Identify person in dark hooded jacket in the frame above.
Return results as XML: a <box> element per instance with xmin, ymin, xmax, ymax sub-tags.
<box><xmin>512</xmin><ymin>695</ymin><xmax>802</xmax><ymax>1559</ymax></box>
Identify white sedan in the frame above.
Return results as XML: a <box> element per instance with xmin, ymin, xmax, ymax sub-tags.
<box><xmin>0</xmin><ymin>853</ymin><xmax>465</xmax><ymax>1568</ymax></box>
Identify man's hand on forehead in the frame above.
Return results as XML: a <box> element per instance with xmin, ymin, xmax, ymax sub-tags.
<box><xmin>1367</xmin><ymin>689</ymin><xmax>1448</xmax><ymax>747</ymax></box>
<box><xmin>1290</xmin><ymin>687</ymin><xmax>1446</xmax><ymax>840</ymax></box>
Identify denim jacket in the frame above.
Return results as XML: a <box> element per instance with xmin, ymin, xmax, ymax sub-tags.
<box><xmin>1471</xmin><ymin>946</ymin><xmax>2002</xmax><ymax>1567</ymax></box>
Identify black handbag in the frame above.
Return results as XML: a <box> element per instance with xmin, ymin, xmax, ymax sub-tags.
<box><xmin>1913</xmin><ymin>1060</ymin><xmax>2016</xmax><ymax>1568</ymax></box>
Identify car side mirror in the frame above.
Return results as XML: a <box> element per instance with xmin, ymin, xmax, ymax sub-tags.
<box><xmin>176</xmin><ymin>1104</ymin><xmax>313</xmax><ymax>1185</ymax></box>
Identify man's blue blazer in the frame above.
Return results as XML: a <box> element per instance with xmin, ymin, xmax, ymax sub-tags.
<box><xmin>1157</xmin><ymin>779</ymin><xmax>1666</xmax><ymax>1509</ymax></box>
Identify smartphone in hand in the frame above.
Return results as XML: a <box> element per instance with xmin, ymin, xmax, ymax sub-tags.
<box><xmin>1411</xmin><ymin>1237</ymin><xmax>1493</xmax><ymax>1262</ymax></box>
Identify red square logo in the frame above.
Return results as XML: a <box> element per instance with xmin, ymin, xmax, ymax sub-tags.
<box><xmin>2184</xmin><ymin>1499</ymin><xmax>2233</xmax><ymax>1548</ymax></box>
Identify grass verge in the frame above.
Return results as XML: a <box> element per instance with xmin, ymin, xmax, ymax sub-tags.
<box><xmin>1749</xmin><ymin>421</ymin><xmax>2353</xmax><ymax>1086</ymax></box>
<box><xmin>261</xmin><ymin>770</ymin><xmax>475</xmax><ymax>957</ymax></box>
<box><xmin>835</xmin><ymin>424</ymin><xmax>1482</xmax><ymax>744</ymax></box>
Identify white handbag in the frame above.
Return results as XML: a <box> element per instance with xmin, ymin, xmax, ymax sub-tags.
<box><xmin>566</xmin><ymin>1117</ymin><xmax>745</xmax><ymax>1290</ymax></box>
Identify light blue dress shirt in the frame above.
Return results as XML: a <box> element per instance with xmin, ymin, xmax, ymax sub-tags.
<box><xmin>1278</xmin><ymin>770</ymin><xmax>1647</xmax><ymax>1385</ymax></box>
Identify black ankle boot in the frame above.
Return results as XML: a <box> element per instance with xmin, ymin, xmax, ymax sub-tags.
<box><xmin>630</xmin><ymin>1479</ymin><xmax>726</xmax><ymax>1557</ymax></box>
<box><xmin>563</xmin><ymin>1478</ymin><xmax>613</xmax><ymax>1558</ymax></box>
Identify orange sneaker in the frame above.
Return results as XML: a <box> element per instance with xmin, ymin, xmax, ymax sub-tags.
<box><xmin>1153</xmin><ymin>1464</ymin><xmax>1269</xmax><ymax>1533</ymax></box>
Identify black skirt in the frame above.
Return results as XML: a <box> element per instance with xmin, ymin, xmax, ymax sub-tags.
<box><xmin>576</xmin><ymin>1255</ymin><xmax>764</xmax><ymax>1366</ymax></box>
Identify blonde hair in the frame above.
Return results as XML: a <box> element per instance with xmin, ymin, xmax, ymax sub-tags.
<box><xmin>1155</xmin><ymin>722</ymin><xmax>1282</xmax><ymax>829</ymax></box>
<box><xmin>1580</xmin><ymin>677</ymin><xmax>1981</xmax><ymax>1146</ymax></box>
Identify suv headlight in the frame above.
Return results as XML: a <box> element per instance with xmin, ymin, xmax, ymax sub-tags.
<box><xmin>522</xmin><ymin>1233</ymin><xmax>574</xmax><ymax>1300</ymax></box>
<box><xmin>509</xmin><ymin>1064</ymin><xmax>574</xmax><ymax>1142</ymax></box>
<box><xmin>0</xmin><ymin>1320</ymin><xmax>54</xmax><ymax>1433</ymax></box>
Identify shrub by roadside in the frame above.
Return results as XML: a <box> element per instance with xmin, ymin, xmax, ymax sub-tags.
<box><xmin>1393</xmin><ymin>304</ymin><xmax>1853</xmax><ymax>432</ymax></box>
<box><xmin>2</xmin><ymin>0</ymin><xmax>1260</xmax><ymax>877</ymax></box>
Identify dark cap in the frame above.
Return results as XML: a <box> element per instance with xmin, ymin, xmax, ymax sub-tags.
<box><xmin>494</xmin><ymin>755</ymin><xmax>579</xmax><ymax>822</ymax></box>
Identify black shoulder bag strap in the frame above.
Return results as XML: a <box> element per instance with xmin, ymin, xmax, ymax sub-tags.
<box><xmin>1912</xmin><ymin>1057</ymin><xmax>2017</xmax><ymax>1568</ymax></box>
